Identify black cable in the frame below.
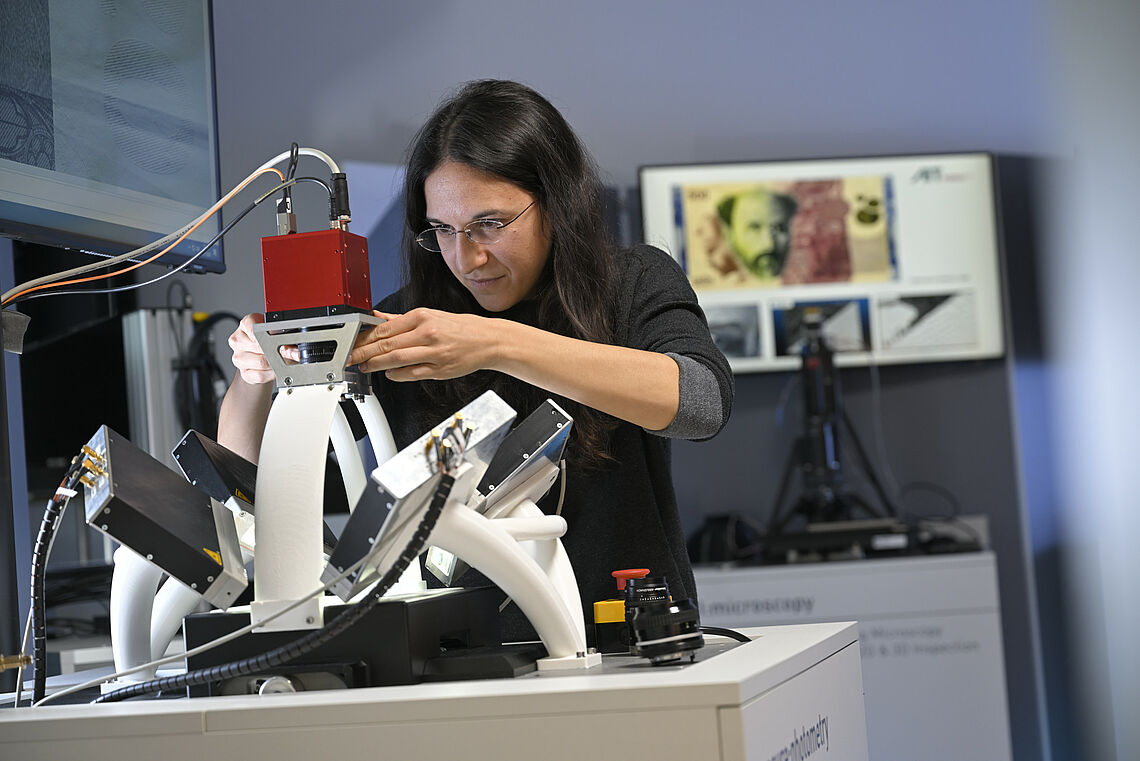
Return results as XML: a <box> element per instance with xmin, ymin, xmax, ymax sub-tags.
<box><xmin>164</xmin><ymin>279</ymin><xmax>190</xmax><ymax>308</ymax></box>
<box><xmin>31</xmin><ymin>460</ymin><xmax>87</xmax><ymax>702</ymax></box>
<box><xmin>11</xmin><ymin>177</ymin><xmax>334</xmax><ymax>305</ymax></box>
<box><xmin>898</xmin><ymin>480</ymin><xmax>962</xmax><ymax>517</ymax></box>
<box><xmin>699</xmin><ymin>625</ymin><xmax>752</xmax><ymax>643</ymax></box>
<box><xmin>285</xmin><ymin>142</ymin><xmax>300</xmax><ymax>181</ymax></box>
<box><xmin>254</xmin><ymin>176</ymin><xmax>332</xmax><ymax>206</ymax></box>
<box><xmin>164</xmin><ymin>280</ymin><xmax>191</xmax><ymax>348</ymax></box>
<box><xmin>895</xmin><ymin>481</ymin><xmax>980</xmax><ymax>547</ymax></box>
<box><xmin>173</xmin><ymin>311</ymin><xmax>240</xmax><ymax>436</ymax></box>
<box><xmin>94</xmin><ymin>472</ymin><xmax>458</xmax><ymax>704</ymax></box>
<box><xmin>278</xmin><ymin>143</ymin><xmax>302</xmax><ymax>225</ymax></box>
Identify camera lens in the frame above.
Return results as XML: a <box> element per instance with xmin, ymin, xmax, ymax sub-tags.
<box><xmin>297</xmin><ymin>340</ymin><xmax>337</xmax><ymax>364</ymax></box>
<box><xmin>624</xmin><ymin>576</ymin><xmax>704</xmax><ymax>664</ymax></box>
<box><xmin>629</xmin><ymin>598</ymin><xmax>703</xmax><ymax>664</ymax></box>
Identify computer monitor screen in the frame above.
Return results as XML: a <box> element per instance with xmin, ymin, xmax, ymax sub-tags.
<box><xmin>0</xmin><ymin>0</ymin><xmax>224</xmax><ymax>272</ymax></box>
<box><xmin>639</xmin><ymin>153</ymin><xmax>1005</xmax><ymax>372</ymax></box>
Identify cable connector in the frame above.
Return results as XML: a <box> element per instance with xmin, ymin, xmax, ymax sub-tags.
<box><xmin>276</xmin><ymin>194</ymin><xmax>297</xmax><ymax>236</ymax></box>
<box><xmin>1</xmin><ymin>654</ymin><xmax>31</xmax><ymax>672</ymax></box>
<box><xmin>80</xmin><ymin>445</ymin><xmax>105</xmax><ymax>468</ymax></box>
<box><xmin>329</xmin><ymin>173</ymin><xmax>351</xmax><ymax>230</ymax></box>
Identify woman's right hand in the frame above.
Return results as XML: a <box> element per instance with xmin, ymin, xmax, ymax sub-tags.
<box><xmin>228</xmin><ymin>313</ymin><xmax>299</xmax><ymax>385</ymax></box>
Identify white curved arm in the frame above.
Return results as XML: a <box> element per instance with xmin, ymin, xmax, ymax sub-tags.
<box><xmin>429</xmin><ymin>503</ymin><xmax>586</xmax><ymax>659</ymax></box>
<box><xmin>252</xmin><ymin>383</ymin><xmax>343</xmax><ymax>631</ymax></box>
<box><xmin>147</xmin><ymin>578</ymin><xmax>202</xmax><ymax>676</ymax></box>
<box><xmin>355</xmin><ymin>393</ymin><xmax>398</xmax><ymax>468</ymax></box>
<box><xmin>508</xmin><ymin>500</ymin><xmax>586</xmax><ymax>637</ymax></box>
<box><xmin>109</xmin><ymin>547</ymin><xmax>163</xmax><ymax>678</ymax></box>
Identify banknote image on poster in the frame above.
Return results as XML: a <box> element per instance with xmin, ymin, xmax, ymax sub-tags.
<box><xmin>704</xmin><ymin>304</ymin><xmax>762</xmax><ymax>359</ymax></box>
<box><xmin>877</xmin><ymin>293</ymin><xmax>978</xmax><ymax>352</ymax></box>
<box><xmin>772</xmin><ymin>299</ymin><xmax>871</xmax><ymax>356</ymax></box>
<box><xmin>677</xmin><ymin>176</ymin><xmax>896</xmax><ymax>291</ymax></box>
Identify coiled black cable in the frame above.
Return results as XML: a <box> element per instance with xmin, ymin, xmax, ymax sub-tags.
<box><xmin>93</xmin><ymin>472</ymin><xmax>457</xmax><ymax>703</ymax></box>
<box><xmin>31</xmin><ymin>460</ymin><xmax>88</xmax><ymax>702</ymax></box>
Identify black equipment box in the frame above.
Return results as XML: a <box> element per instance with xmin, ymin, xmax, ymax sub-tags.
<box><xmin>182</xmin><ymin>586</ymin><xmax>543</xmax><ymax>697</ymax></box>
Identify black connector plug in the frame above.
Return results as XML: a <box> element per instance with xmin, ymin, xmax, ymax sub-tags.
<box><xmin>330</xmin><ymin>172</ymin><xmax>351</xmax><ymax>226</ymax></box>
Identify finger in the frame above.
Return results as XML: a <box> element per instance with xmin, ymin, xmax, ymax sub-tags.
<box><xmin>356</xmin><ymin>310</ymin><xmax>414</xmax><ymax>344</ymax></box>
<box><xmin>240</xmin><ymin>367</ymin><xmax>276</xmax><ymax>385</ymax></box>
<box><xmin>233</xmin><ymin>348</ymin><xmax>275</xmax><ymax>384</ymax></box>
<box><xmin>229</xmin><ymin>321</ymin><xmax>264</xmax><ymax>352</ymax></box>
<box><xmin>356</xmin><ymin>344</ymin><xmax>436</xmax><ymax>374</ymax></box>
<box><xmin>233</xmin><ymin>351</ymin><xmax>270</xmax><ymax>374</ymax></box>
<box><xmin>236</xmin><ymin>312</ymin><xmax>265</xmax><ymax>337</ymax></box>
<box><xmin>352</xmin><ymin>320</ymin><xmax>397</xmax><ymax>352</ymax></box>
<box><xmin>383</xmin><ymin>364</ymin><xmax>437</xmax><ymax>383</ymax></box>
<box><xmin>350</xmin><ymin>330</ymin><xmax>422</xmax><ymax>366</ymax></box>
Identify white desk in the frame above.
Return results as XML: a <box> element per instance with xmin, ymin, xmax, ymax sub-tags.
<box><xmin>1</xmin><ymin>623</ymin><xmax>866</xmax><ymax>761</ymax></box>
<box><xmin>695</xmin><ymin>552</ymin><xmax>1012</xmax><ymax>761</ymax></box>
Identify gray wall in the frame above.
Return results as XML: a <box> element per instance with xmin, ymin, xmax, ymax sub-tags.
<box><xmin>180</xmin><ymin>2</ymin><xmax>1139</xmax><ymax>760</ymax></box>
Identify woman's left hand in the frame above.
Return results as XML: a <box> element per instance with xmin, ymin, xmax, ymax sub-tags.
<box><xmin>349</xmin><ymin>308</ymin><xmax>497</xmax><ymax>381</ymax></box>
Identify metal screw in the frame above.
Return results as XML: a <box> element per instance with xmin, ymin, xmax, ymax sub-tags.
<box><xmin>207</xmin><ymin>576</ymin><xmax>214</xmax><ymax>582</ymax></box>
<box><xmin>305</xmin><ymin>616</ymin><xmax>315</xmax><ymax>625</ymax></box>
<box><xmin>146</xmin><ymin>554</ymin><xmax>154</xmax><ymax>560</ymax></box>
<box><xmin>284</xmin><ymin>376</ymin><xmax>293</xmax><ymax>386</ymax></box>
<box><xmin>326</xmin><ymin>373</ymin><xmax>335</xmax><ymax>381</ymax></box>
<box><xmin>101</xmin><ymin>524</ymin><xmax>108</xmax><ymax>530</ymax></box>
<box><xmin>190</xmin><ymin>583</ymin><xmax>198</xmax><ymax>589</ymax></box>
<box><xmin>102</xmin><ymin>508</ymin><xmax>110</xmax><ymax>515</ymax></box>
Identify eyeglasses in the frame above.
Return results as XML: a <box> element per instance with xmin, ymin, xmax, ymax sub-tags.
<box><xmin>415</xmin><ymin>201</ymin><xmax>535</xmax><ymax>252</ymax></box>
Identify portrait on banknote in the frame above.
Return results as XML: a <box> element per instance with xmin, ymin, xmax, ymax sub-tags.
<box><xmin>676</xmin><ymin>176</ymin><xmax>897</xmax><ymax>291</ymax></box>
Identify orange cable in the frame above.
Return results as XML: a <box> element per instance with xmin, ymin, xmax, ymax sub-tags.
<box><xmin>1</xmin><ymin>167</ymin><xmax>285</xmax><ymax>306</ymax></box>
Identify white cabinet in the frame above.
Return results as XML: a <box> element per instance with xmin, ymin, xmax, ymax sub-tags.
<box><xmin>696</xmin><ymin>551</ymin><xmax>1012</xmax><ymax>761</ymax></box>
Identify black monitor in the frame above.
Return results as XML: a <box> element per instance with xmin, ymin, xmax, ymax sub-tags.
<box><xmin>0</xmin><ymin>0</ymin><xmax>224</xmax><ymax>273</ymax></box>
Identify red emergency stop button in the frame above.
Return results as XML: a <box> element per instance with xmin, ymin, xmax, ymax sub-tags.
<box><xmin>611</xmin><ymin>568</ymin><xmax>650</xmax><ymax>591</ymax></box>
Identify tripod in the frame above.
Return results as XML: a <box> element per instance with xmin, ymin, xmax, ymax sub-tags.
<box><xmin>767</xmin><ymin>311</ymin><xmax>896</xmax><ymax>538</ymax></box>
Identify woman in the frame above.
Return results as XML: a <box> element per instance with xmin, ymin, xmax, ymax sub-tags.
<box><xmin>221</xmin><ymin>79</ymin><xmax>733</xmax><ymax>639</ymax></box>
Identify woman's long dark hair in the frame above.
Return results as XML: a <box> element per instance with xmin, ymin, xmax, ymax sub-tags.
<box><xmin>400</xmin><ymin>79</ymin><xmax>618</xmax><ymax>466</ymax></box>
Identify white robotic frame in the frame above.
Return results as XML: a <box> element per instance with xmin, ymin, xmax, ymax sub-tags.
<box><xmin>97</xmin><ymin>309</ymin><xmax>599</xmax><ymax>697</ymax></box>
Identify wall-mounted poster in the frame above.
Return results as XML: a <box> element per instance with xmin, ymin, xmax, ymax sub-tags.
<box><xmin>640</xmin><ymin>153</ymin><xmax>1004</xmax><ymax>373</ymax></box>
